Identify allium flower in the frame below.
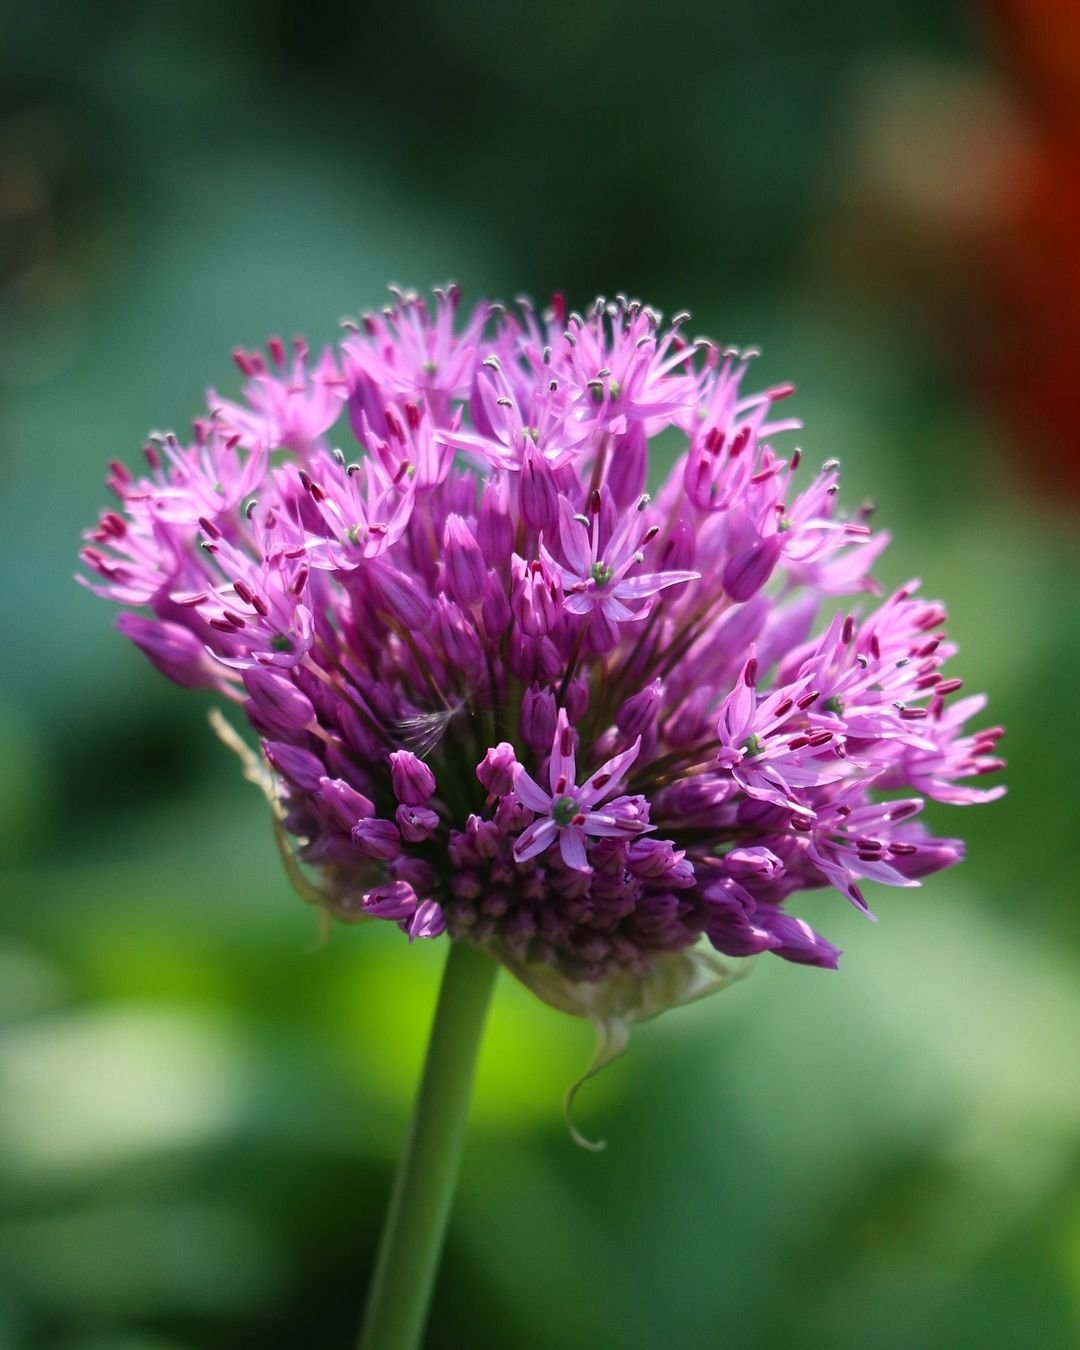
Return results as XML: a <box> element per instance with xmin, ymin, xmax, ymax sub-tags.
<box><xmin>80</xmin><ymin>287</ymin><xmax>1004</xmax><ymax>1030</ymax></box>
<box><xmin>510</xmin><ymin>708</ymin><xmax>648</xmax><ymax>870</ymax></box>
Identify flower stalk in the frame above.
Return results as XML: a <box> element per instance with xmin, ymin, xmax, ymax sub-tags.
<box><xmin>357</xmin><ymin>939</ymin><xmax>498</xmax><ymax>1350</ymax></box>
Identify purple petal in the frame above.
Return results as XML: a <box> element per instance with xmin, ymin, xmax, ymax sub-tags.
<box><xmin>513</xmin><ymin>817</ymin><xmax>557</xmax><ymax>862</ymax></box>
<box><xmin>512</xmin><ymin>766</ymin><xmax>552</xmax><ymax>813</ymax></box>
<box><xmin>406</xmin><ymin>899</ymin><xmax>447</xmax><ymax>942</ymax></box>
<box><xmin>557</xmin><ymin>495</ymin><xmax>590</xmax><ymax>575</ymax></box>
<box><xmin>614</xmin><ymin>569</ymin><xmax>699</xmax><ymax>600</ymax></box>
<box><xmin>578</xmin><ymin>736</ymin><xmax>641</xmax><ymax>808</ymax></box>
<box><xmin>548</xmin><ymin>707</ymin><xmax>577</xmax><ymax>795</ymax></box>
<box><xmin>558</xmin><ymin>825</ymin><xmax>590</xmax><ymax>872</ymax></box>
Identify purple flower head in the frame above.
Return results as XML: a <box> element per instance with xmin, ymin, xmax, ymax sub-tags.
<box><xmin>80</xmin><ymin>287</ymin><xmax>1004</xmax><ymax>1000</ymax></box>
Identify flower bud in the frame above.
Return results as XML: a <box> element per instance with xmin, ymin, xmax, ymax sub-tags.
<box><xmin>264</xmin><ymin>741</ymin><xmax>326</xmax><ymax>792</ymax></box>
<box><xmin>465</xmin><ymin>814</ymin><xmax>501</xmax><ymax>860</ymax></box>
<box><xmin>494</xmin><ymin>792</ymin><xmax>532</xmax><ymax>834</ymax></box>
<box><xmin>665</xmin><ymin>684</ymin><xmax>715</xmax><ymax>747</ymax></box>
<box><xmin>585</xmin><ymin>607</ymin><xmax>619</xmax><ymax>654</ymax></box>
<box><xmin>702</xmin><ymin>880</ymin><xmax>774</xmax><ymax>956</ymax></box>
<box><xmin>617</xmin><ymin>679</ymin><xmax>663</xmax><ymax>738</ymax></box>
<box><xmin>433</xmin><ymin>597</ymin><xmax>484</xmax><ymax>677</ymax></box>
<box><xmin>536</xmin><ymin>636</ymin><xmax>562</xmax><ymax>681</ymax></box>
<box><xmin>362</xmin><ymin>880</ymin><xmax>417</xmax><ymax>920</ymax></box>
<box><xmin>478</xmin><ymin>477</ymin><xmax>513</xmax><ymax>565</ymax></box>
<box><xmin>469</xmin><ymin>367</ymin><xmax>497</xmax><ymax>439</ymax></box>
<box><xmin>723</xmin><ymin>534</ymin><xmax>783</xmax><ymax>603</ymax></box>
<box><xmin>396</xmin><ymin>803</ymin><xmax>440</xmax><ymax>843</ymax></box>
<box><xmin>338</xmin><ymin>703</ymin><xmax>383</xmax><ymax>760</ymax></box>
<box><xmin>724</xmin><ymin>846</ymin><xmax>784</xmax><ymax>881</ymax></box>
<box><xmin>761</xmin><ymin>911</ymin><xmax>841</xmax><ymax>969</ymax></box>
<box><xmin>477</xmin><ymin>742</ymin><xmax>516</xmax><ymax>796</ymax></box>
<box><xmin>658</xmin><ymin>517</ymin><xmax>695</xmax><ymax>572</ymax></box>
<box><xmin>243</xmin><ymin>667</ymin><xmax>315</xmax><ymax>739</ymax></box>
<box><xmin>481</xmin><ymin>571</ymin><xmax>512</xmax><ymax>638</ymax></box>
<box><xmin>406</xmin><ymin>899</ymin><xmax>447</xmax><ymax>942</ymax></box>
<box><xmin>511</xmin><ymin>555</ymin><xmax>560</xmax><ymax>637</ymax></box>
<box><xmin>590</xmin><ymin>838</ymin><xmax>630</xmax><ymax>876</ymax></box>
<box><xmin>563</xmin><ymin>676</ymin><xmax>590</xmax><ymax>724</ymax></box>
<box><xmin>318</xmin><ymin>776</ymin><xmax>375</xmax><ymax>829</ymax></box>
<box><xmin>520</xmin><ymin>445</ymin><xmax>558</xmax><ymax>532</ymax></box>
<box><xmin>606</xmin><ymin>424</ymin><xmax>647</xmax><ymax>508</ymax></box>
<box><xmin>520</xmin><ymin>684</ymin><xmax>557</xmax><ymax>752</ymax></box>
<box><xmin>116</xmin><ymin>614</ymin><xmax>216</xmax><ymax>689</ymax></box>
<box><xmin>443</xmin><ymin>514</ymin><xmax>487</xmax><ymax>606</ymax></box>
<box><xmin>370</xmin><ymin>558</ymin><xmax>432</xmax><ymax>629</ymax></box>
<box><xmin>627</xmin><ymin>838</ymin><xmax>695</xmax><ymax>887</ymax></box>
<box><xmin>389</xmin><ymin>750</ymin><xmax>436</xmax><ymax>805</ymax></box>
<box><xmin>352</xmin><ymin>817</ymin><xmax>402</xmax><ymax>861</ymax></box>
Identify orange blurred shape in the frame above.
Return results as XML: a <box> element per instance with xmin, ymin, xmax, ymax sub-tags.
<box><xmin>983</xmin><ymin>0</ymin><xmax>1080</xmax><ymax>497</ymax></box>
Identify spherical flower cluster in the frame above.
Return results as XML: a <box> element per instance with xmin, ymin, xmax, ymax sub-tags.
<box><xmin>81</xmin><ymin>288</ymin><xmax>1004</xmax><ymax>987</ymax></box>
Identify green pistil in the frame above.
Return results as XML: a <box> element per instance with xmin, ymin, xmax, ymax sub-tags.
<box><xmin>742</xmin><ymin>733</ymin><xmax>764</xmax><ymax>758</ymax></box>
<box><xmin>589</xmin><ymin>562</ymin><xmax>615</xmax><ymax>588</ymax></box>
<box><xmin>778</xmin><ymin>516</ymin><xmax>793</xmax><ymax>533</ymax></box>
<box><xmin>823</xmin><ymin>695</ymin><xmax>844</xmax><ymax>715</ymax></box>
<box><xmin>346</xmin><ymin>524</ymin><xmax>363</xmax><ymax>545</ymax></box>
<box><xmin>271</xmin><ymin>633</ymin><xmax>295</xmax><ymax>653</ymax></box>
<box><xmin>551</xmin><ymin>795</ymin><xmax>578</xmax><ymax>826</ymax></box>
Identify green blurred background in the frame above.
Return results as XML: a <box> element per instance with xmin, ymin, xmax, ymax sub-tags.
<box><xmin>2</xmin><ymin>2</ymin><xmax>1077</xmax><ymax>1346</ymax></box>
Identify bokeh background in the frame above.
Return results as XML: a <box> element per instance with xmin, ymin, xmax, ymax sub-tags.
<box><xmin>2</xmin><ymin>1</ymin><xmax>1078</xmax><ymax>1347</ymax></box>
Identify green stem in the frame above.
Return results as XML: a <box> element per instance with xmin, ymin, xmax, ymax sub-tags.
<box><xmin>357</xmin><ymin>939</ymin><xmax>498</xmax><ymax>1350</ymax></box>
